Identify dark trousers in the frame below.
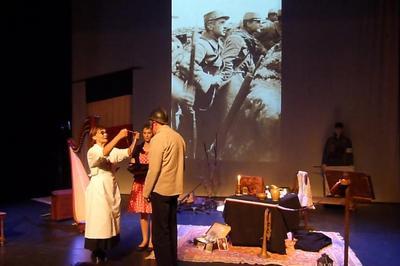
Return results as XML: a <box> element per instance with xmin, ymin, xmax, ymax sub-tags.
<box><xmin>151</xmin><ymin>192</ymin><xmax>178</xmax><ymax>266</ymax></box>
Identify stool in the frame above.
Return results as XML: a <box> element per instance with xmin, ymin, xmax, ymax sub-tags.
<box><xmin>51</xmin><ymin>189</ymin><xmax>73</xmax><ymax>221</ymax></box>
<box><xmin>0</xmin><ymin>211</ymin><xmax>6</xmax><ymax>246</ymax></box>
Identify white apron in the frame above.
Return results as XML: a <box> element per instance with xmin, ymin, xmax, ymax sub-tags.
<box><xmin>85</xmin><ymin>144</ymin><xmax>128</xmax><ymax>239</ymax></box>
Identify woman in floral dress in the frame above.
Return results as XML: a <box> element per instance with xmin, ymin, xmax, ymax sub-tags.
<box><xmin>127</xmin><ymin>123</ymin><xmax>153</xmax><ymax>251</ymax></box>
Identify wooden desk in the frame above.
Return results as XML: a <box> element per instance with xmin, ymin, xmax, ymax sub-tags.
<box><xmin>223</xmin><ymin>193</ymin><xmax>301</xmax><ymax>254</ymax></box>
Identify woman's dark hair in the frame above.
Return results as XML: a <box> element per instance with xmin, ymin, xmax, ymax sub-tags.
<box><xmin>142</xmin><ymin>122</ymin><xmax>151</xmax><ymax>130</ymax></box>
<box><xmin>88</xmin><ymin>125</ymin><xmax>106</xmax><ymax>147</ymax></box>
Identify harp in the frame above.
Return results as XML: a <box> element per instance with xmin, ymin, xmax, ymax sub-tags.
<box><xmin>67</xmin><ymin>116</ymin><xmax>99</xmax><ymax>232</ymax></box>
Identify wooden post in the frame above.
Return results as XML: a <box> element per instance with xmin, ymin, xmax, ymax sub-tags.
<box><xmin>344</xmin><ymin>185</ymin><xmax>351</xmax><ymax>266</ymax></box>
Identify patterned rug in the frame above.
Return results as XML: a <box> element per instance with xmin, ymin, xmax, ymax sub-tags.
<box><xmin>146</xmin><ymin>224</ymin><xmax>363</xmax><ymax>266</ymax></box>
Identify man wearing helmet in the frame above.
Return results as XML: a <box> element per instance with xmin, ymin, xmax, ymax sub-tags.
<box><xmin>256</xmin><ymin>9</ymin><xmax>281</xmax><ymax>50</ymax></box>
<box><xmin>172</xmin><ymin>10</ymin><xmax>230</xmax><ymax>158</ymax></box>
<box><xmin>267</xmin><ymin>9</ymin><xmax>279</xmax><ymax>22</ymax></box>
<box><xmin>143</xmin><ymin>107</ymin><xmax>186</xmax><ymax>266</ymax></box>
<box><xmin>175</xmin><ymin>10</ymin><xmax>230</xmax><ymax>104</ymax></box>
<box><xmin>213</xmin><ymin>12</ymin><xmax>281</xmax><ymax>161</ymax></box>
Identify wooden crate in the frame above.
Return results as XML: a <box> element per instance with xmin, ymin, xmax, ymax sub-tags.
<box><xmin>51</xmin><ymin>189</ymin><xmax>73</xmax><ymax>221</ymax></box>
<box><xmin>0</xmin><ymin>211</ymin><xmax>6</xmax><ymax>246</ymax></box>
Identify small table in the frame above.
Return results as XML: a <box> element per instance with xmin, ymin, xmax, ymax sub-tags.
<box><xmin>223</xmin><ymin>193</ymin><xmax>301</xmax><ymax>254</ymax></box>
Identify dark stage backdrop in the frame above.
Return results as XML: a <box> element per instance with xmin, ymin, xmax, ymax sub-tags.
<box><xmin>71</xmin><ymin>0</ymin><xmax>399</xmax><ymax>202</ymax></box>
<box><xmin>2</xmin><ymin>0</ymin><xmax>72</xmax><ymax>202</ymax></box>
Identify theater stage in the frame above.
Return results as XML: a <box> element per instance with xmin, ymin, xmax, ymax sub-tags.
<box><xmin>0</xmin><ymin>195</ymin><xmax>399</xmax><ymax>266</ymax></box>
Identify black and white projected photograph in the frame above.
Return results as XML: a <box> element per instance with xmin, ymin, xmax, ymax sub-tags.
<box><xmin>171</xmin><ymin>0</ymin><xmax>282</xmax><ymax>162</ymax></box>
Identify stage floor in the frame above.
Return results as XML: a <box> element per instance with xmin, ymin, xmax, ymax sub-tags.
<box><xmin>0</xmin><ymin>195</ymin><xmax>399</xmax><ymax>266</ymax></box>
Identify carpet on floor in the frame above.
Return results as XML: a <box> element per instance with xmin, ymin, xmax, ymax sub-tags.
<box><xmin>146</xmin><ymin>224</ymin><xmax>362</xmax><ymax>266</ymax></box>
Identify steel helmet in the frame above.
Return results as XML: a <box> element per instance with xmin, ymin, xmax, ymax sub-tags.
<box><xmin>149</xmin><ymin>108</ymin><xmax>169</xmax><ymax>125</ymax></box>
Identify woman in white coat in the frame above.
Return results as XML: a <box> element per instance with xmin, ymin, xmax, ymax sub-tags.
<box><xmin>84</xmin><ymin>126</ymin><xmax>138</xmax><ymax>263</ymax></box>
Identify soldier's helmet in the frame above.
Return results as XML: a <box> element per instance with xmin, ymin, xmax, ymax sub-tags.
<box><xmin>203</xmin><ymin>10</ymin><xmax>230</xmax><ymax>23</ymax></box>
<box><xmin>243</xmin><ymin>12</ymin><xmax>262</xmax><ymax>21</ymax></box>
<box><xmin>149</xmin><ymin>108</ymin><xmax>169</xmax><ymax>125</ymax></box>
<box><xmin>267</xmin><ymin>9</ymin><xmax>278</xmax><ymax>17</ymax></box>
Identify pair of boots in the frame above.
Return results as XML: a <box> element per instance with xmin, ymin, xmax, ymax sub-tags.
<box><xmin>91</xmin><ymin>249</ymin><xmax>107</xmax><ymax>264</ymax></box>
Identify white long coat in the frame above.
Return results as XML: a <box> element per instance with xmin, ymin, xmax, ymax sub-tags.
<box><xmin>84</xmin><ymin>144</ymin><xmax>129</xmax><ymax>239</ymax></box>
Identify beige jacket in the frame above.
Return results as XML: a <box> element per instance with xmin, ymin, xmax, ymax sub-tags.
<box><xmin>143</xmin><ymin>125</ymin><xmax>186</xmax><ymax>198</ymax></box>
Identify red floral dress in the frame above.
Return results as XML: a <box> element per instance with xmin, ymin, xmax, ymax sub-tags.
<box><xmin>127</xmin><ymin>149</ymin><xmax>152</xmax><ymax>214</ymax></box>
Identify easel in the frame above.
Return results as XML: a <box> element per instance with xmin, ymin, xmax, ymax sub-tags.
<box><xmin>177</xmin><ymin>182</ymin><xmax>205</xmax><ymax>213</ymax></box>
<box><xmin>338</xmin><ymin>172</ymin><xmax>375</xmax><ymax>266</ymax></box>
<box><xmin>177</xmin><ymin>141</ymin><xmax>219</xmax><ymax>214</ymax></box>
<box><xmin>313</xmin><ymin>165</ymin><xmax>355</xmax><ymax>206</ymax></box>
<box><xmin>177</xmin><ymin>181</ymin><xmax>217</xmax><ymax>214</ymax></box>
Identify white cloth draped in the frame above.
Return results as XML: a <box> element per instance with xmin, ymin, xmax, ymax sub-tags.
<box><xmin>297</xmin><ymin>170</ymin><xmax>315</xmax><ymax>209</ymax></box>
<box><xmin>68</xmin><ymin>146</ymin><xmax>90</xmax><ymax>224</ymax></box>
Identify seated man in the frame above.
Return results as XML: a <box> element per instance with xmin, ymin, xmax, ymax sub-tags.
<box><xmin>321</xmin><ymin>122</ymin><xmax>354</xmax><ymax>172</ymax></box>
<box><xmin>321</xmin><ymin>122</ymin><xmax>354</xmax><ymax>198</ymax></box>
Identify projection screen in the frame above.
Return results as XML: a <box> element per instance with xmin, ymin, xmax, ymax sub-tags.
<box><xmin>171</xmin><ymin>0</ymin><xmax>282</xmax><ymax>162</ymax></box>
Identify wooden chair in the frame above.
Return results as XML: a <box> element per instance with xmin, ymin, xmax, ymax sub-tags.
<box><xmin>292</xmin><ymin>171</ymin><xmax>315</xmax><ymax>229</ymax></box>
<box><xmin>239</xmin><ymin>175</ymin><xmax>264</xmax><ymax>195</ymax></box>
